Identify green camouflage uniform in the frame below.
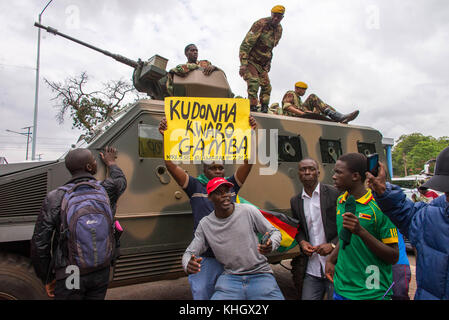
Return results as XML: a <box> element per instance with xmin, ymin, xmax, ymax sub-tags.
<box><xmin>239</xmin><ymin>17</ymin><xmax>282</xmax><ymax>106</ymax></box>
<box><xmin>282</xmin><ymin>91</ymin><xmax>336</xmax><ymax>117</ymax></box>
<box><xmin>166</xmin><ymin>60</ymin><xmax>213</xmax><ymax>96</ymax></box>
<box><xmin>268</xmin><ymin>103</ymin><xmax>282</xmax><ymax>115</ymax></box>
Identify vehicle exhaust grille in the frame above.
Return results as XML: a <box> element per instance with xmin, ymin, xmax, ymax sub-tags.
<box><xmin>0</xmin><ymin>173</ymin><xmax>47</xmax><ymax>218</ymax></box>
<box><xmin>112</xmin><ymin>249</ymin><xmax>184</xmax><ymax>282</ymax></box>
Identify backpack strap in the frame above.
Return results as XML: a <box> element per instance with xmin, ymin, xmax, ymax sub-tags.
<box><xmin>57</xmin><ymin>184</ymin><xmax>73</xmax><ymax>232</ymax></box>
<box><xmin>66</xmin><ymin>181</ymin><xmax>101</xmax><ymax>193</ymax></box>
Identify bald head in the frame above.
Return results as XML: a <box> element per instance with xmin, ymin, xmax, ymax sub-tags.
<box><xmin>65</xmin><ymin>148</ymin><xmax>97</xmax><ymax>175</ymax></box>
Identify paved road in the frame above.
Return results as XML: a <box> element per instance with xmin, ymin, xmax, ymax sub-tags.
<box><xmin>106</xmin><ymin>254</ymin><xmax>416</xmax><ymax>300</ymax></box>
<box><xmin>106</xmin><ymin>260</ymin><xmax>299</xmax><ymax>300</ymax></box>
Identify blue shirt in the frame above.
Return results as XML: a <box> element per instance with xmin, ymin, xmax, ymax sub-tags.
<box><xmin>396</xmin><ymin>230</ymin><xmax>410</xmax><ymax>266</ymax></box>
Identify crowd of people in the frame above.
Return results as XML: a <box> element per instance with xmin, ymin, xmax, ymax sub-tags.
<box><xmin>30</xmin><ymin>123</ymin><xmax>449</xmax><ymax>301</ymax></box>
<box><xmin>29</xmin><ymin>5</ymin><xmax>449</xmax><ymax>301</ymax></box>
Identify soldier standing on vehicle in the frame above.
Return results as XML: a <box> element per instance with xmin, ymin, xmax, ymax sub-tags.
<box><xmin>30</xmin><ymin>147</ymin><xmax>127</xmax><ymax>300</ymax></box>
<box><xmin>166</xmin><ymin>44</ymin><xmax>219</xmax><ymax>96</ymax></box>
<box><xmin>239</xmin><ymin>5</ymin><xmax>284</xmax><ymax>113</ymax></box>
<box><xmin>282</xmin><ymin>81</ymin><xmax>359</xmax><ymax>123</ymax></box>
<box><xmin>158</xmin><ymin>116</ymin><xmax>256</xmax><ymax>300</ymax></box>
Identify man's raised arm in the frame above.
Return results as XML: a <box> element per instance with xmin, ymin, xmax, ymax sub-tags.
<box><xmin>159</xmin><ymin>117</ymin><xmax>188</xmax><ymax>187</ymax></box>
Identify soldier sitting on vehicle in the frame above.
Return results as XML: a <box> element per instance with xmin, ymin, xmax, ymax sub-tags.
<box><xmin>166</xmin><ymin>44</ymin><xmax>220</xmax><ymax>96</ymax></box>
<box><xmin>282</xmin><ymin>81</ymin><xmax>359</xmax><ymax>124</ymax></box>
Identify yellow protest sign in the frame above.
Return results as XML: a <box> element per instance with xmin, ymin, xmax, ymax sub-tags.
<box><xmin>164</xmin><ymin>97</ymin><xmax>251</xmax><ymax>162</ymax></box>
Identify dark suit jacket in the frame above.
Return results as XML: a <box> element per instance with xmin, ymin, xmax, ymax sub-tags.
<box><xmin>290</xmin><ymin>183</ymin><xmax>340</xmax><ymax>247</ymax></box>
<box><xmin>290</xmin><ymin>183</ymin><xmax>340</xmax><ymax>290</ymax></box>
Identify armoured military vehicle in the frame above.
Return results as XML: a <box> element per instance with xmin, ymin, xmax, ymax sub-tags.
<box><xmin>0</xmin><ymin>25</ymin><xmax>389</xmax><ymax>300</ymax></box>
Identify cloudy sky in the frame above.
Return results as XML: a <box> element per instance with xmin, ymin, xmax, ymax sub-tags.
<box><xmin>1</xmin><ymin>0</ymin><xmax>448</xmax><ymax>163</ymax></box>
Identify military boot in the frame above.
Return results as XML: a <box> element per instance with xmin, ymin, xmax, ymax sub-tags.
<box><xmin>341</xmin><ymin>110</ymin><xmax>359</xmax><ymax>123</ymax></box>
<box><xmin>260</xmin><ymin>104</ymin><xmax>269</xmax><ymax>113</ymax></box>
<box><xmin>324</xmin><ymin>108</ymin><xmax>359</xmax><ymax>123</ymax></box>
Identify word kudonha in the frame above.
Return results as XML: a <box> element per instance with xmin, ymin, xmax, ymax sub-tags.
<box><xmin>169</xmin><ymin>99</ymin><xmax>237</xmax><ymax>123</ymax></box>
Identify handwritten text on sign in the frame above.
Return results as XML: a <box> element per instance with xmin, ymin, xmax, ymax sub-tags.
<box><xmin>164</xmin><ymin>97</ymin><xmax>251</xmax><ymax>162</ymax></box>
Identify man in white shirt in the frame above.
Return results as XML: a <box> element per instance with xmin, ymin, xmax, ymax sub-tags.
<box><xmin>290</xmin><ymin>158</ymin><xmax>340</xmax><ymax>300</ymax></box>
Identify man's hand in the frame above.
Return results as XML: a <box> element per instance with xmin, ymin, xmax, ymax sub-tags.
<box><xmin>325</xmin><ymin>261</ymin><xmax>335</xmax><ymax>283</ymax></box>
<box><xmin>366</xmin><ymin>162</ymin><xmax>387</xmax><ymax>196</ymax></box>
<box><xmin>299</xmin><ymin>240</ymin><xmax>317</xmax><ymax>257</ymax></box>
<box><xmin>159</xmin><ymin>117</ymin><xmax>167</xmax><ymax>136</ymax></box>
<box><xmin>45</xmin><ymin>279</ymin><xmax>56</xmax><ymax>298</ymax></box>
<box><xmin>249</xmin><ymin>115</ymin><xmax>257</xmax><ymax>130</ymax></box>
<box><xmin>258</xmin><ymin>233</ymin><xmax>273</xmax><ymax>255</ymax></box>
<box><xmin>203</xmin><ymin>65</ymin><xmax>216</xmax><ymax>76</ymax></box>
<box><xmin>100</xmin><ymin>146</ymin><xmax>117</xmax><ymax>167</ymax></box>
<box><xmin>316</xmin><ymin>243</ymin><xmax>334</xmax><ymax>256</ymax></box>
<box><xmin>342</xmin><ymin>212</ymin><xmax>362</xmax><ymax>235</ymax></box>
<box><xmin>239</xmin><ymin>65</ymin><xmax>247</xmax><ymax>77</ymax></box>
<box><xmin>186</xmin><ymin>255</ymin><xmax>203</xmax><ymax>274</ymax></box>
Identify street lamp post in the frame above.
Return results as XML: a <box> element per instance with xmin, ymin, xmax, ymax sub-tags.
<box><xmin>32</xmin><ymin>0</ymin><xmax>54</xmax><ymax>161</ymax></box>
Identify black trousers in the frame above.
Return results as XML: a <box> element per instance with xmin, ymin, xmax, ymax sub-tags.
<box><xmin>55</xmin><ymin>267</ymin><xmax>110</xmax><ymax>300</ymax></box>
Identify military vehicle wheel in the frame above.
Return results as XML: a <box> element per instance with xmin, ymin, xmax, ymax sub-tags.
<box><xmin>0</xmin><ymin>253</ymin><xmax>48</xmax><ymax>300</ymax></box>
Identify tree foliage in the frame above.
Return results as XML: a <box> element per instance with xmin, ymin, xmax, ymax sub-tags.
<box><xmin>45</xmin><ymin>72</ymin><xmax>144</xmax><ymax>135</ymax></box>
<box><xmin>392</xmin><ymin>133</ymin><xmax>449</xmax><ymax>177</ymax></box>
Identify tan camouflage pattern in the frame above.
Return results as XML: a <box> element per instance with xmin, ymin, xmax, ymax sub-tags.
<box><xmin>240</xmin><ymin>17</ymin><xmax>282</xmax><ymax>106</ymax></box>
<box><xmin>242</xmin><ymin>63</ymin><xmax>271</xmax><ymax>106</ymax></box>
<box><xmin>268</xmin><ymin>102</ymin><xmax>282</xmax><ymax>115</ymax></box>
<box><xmin>239</xmin><ymin>17</ymin><xmax>282</xmax><ymax>68</ymax></box>
<box><xmin>282</xmin><ymin>91</ymin><xmax>336</xmax><ymax>117</ymax></box>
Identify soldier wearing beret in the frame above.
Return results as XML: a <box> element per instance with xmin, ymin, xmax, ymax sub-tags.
<box><xmin>239</xmin><ymin>5</ymin><xmax>285</xmax><ymax>113</ymax></box>
<box><xmin>282</xmin><ymin>81</ymin><xmax>359</xmax><ymax>124</ymax></box>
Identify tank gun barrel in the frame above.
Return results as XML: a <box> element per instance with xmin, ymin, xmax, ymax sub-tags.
<box><xmin>34</xmin><ymin>22</ymin><xmax>139</xmax><ymax>68</ymax></box>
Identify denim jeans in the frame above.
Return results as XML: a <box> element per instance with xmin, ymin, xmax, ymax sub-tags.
<box><xmin>188</xmin><ymin>257</ymin><xmax>224</xmax><ymax>300</ymax></box>
<box><xmin>392</xmin><ymin>264</ymin><xmax>411</xmax><ymax>300</ymax></box>
<box><xmin>301</xmin><ymin>273</ymin><xmax>334</xmax><ymax>300</ymax></box>
<box><xmin>211</xmin><ymin>273</ymin><xmax>285</xmax><ymax>300</ymax></box>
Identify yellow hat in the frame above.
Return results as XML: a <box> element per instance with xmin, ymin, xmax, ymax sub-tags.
<box><xmin>295</xmin><ymin>81</ymin><xmax>308</xmax><ymax>89</ymax></box>
<box><xmin>271</xmin><ymin>5</ymin><xmax>285</xmax><ymax>14</ymax></box>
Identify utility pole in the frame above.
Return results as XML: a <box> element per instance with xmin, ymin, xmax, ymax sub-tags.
<box><xmin>6</xmin><ymin>126</ymin><xmax>33</xmax><ymax>160</ymax></box>
<box><xmin>32</xmin><ymin>0</ymin><xmax>54</xmax><ymax>160</ymax></box>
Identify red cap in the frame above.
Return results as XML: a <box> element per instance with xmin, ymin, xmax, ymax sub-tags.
<box><xmin>206</xmin><ymin>177</ymin><xmax>234</xmax><ymax>195</ymax></box>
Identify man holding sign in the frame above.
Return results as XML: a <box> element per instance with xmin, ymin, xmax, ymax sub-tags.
<box><xmin>158</xmin><ymin>110</ymin><xmax>256</xmax><ymax>300</ymax></box>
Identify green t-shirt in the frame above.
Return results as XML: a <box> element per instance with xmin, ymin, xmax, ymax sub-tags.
<box><xmin>334</xmin><ymin>189</ymin><xmax>398</xmax><ymax>300</ymax></box>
